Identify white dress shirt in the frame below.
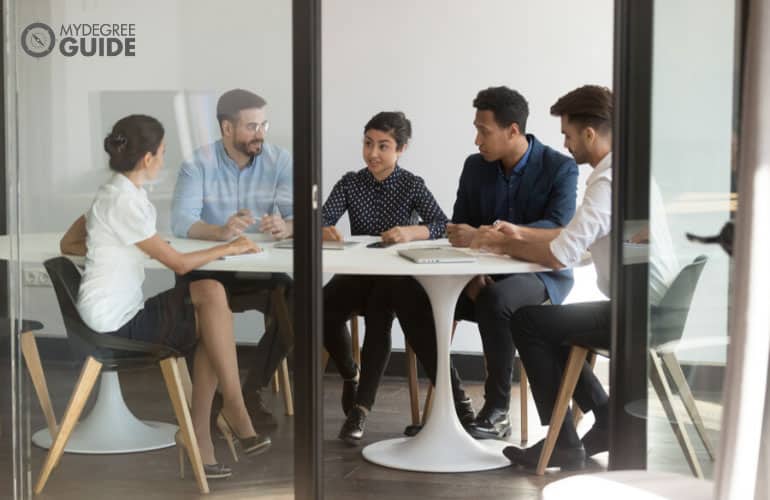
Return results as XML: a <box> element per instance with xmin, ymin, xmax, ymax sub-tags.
<box><xmin>549</xmin><ymin>152</ymin><xmax>677</xmax><ymax>304</ymax></box>
<box><xmin>77</xmin><ymin>173</ymin><xmax>156</xmax><ymax>332</ymax></box>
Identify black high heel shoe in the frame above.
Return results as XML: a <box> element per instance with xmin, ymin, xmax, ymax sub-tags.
<box><xmin>218</xmin><ymin>413</ymin><xmax>272</xmax><ymax>457</ymax></box>
<box><xmin>174</xmin><ymin>431</ymin><xmax>232</xmax><ymax>480</ymax></box>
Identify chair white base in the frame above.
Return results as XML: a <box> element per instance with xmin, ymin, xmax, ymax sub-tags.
<box><xmin>542</xmin><ymin>471</ymin><xmax>713</xmax><ymax>500</ymax></box>
<box><xmin>31</xmin><ymin>371</ymin><xmax>177</xmax><ymax>454</ymax></box>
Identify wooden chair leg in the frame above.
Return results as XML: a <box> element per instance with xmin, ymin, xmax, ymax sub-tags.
<box><xmin>20</xmin><ymin>331</ymin><xmax>58</xmax><ymax>438</ymax></box>
<box><xmin>160</xmin><ymin>358</ymin><xmax>209</xmax><ymax>494</ymax></box>
<box><xmin>350</xmin><ymin>315</ymin><xmax>361</xmax><ymax>366</ymax></box>
<box><xmin>572</xmin><ymin>351</ymin><xmax>597</xmax><ymax>427</ymax></box>
<box><xmin>648</xmin><ymin>349</ymin><xmax>704</xmax><ymax>478</ymax></box>
<box><xmin>272</xmin><ymin>370</ymin><xmax>281</xmax><ymax>393</ymax></box>
<box><xmin>176</xmin><ymin>358</ymin><xmax>194</xmax><ymax>405</ymax></box>
<box><xmin>34</xmin><ymin>357</ymin><xmax>103</xmax><ymax>494</ymax></box>
<box><xmin>536</xmin><ymin>346</ymin><xmax>588</xmax><ymax>475</ymax></box>
<box><xmin>519</xmin><ymin>359</ymin><xmax>528</xmax><ymax>443</ymax></box>
<box><xmin>406</xmin><ymin>342</ymin><xmax>421</xmax><ymax>425</ymax></box>
<box><xmin>279</xmin><ymin>358</ymin><xmax>294</xmax><ymax>416</ymax></box>
<box><xmin>659</xmin><ymin>350</ymin><xmax>715</xmax><ymax>460</ymax></box>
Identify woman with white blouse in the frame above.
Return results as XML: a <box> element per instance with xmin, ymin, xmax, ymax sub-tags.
<box><xmin>61</xmin><ymin>114</ymin><xmax>269</xmax><ymax>479</ymax></box>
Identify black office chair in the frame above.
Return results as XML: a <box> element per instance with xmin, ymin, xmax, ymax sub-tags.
<box><xmin>535</xmin><ymin>256</ymin><xmax>712</xmax><ymax>477</ymax></box>
<box><xmin>34</xmin><ymin>257</ymin><xmax>210</xmax><ymax>494</ymax></box>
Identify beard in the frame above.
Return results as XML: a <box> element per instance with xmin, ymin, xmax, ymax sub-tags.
<box><xmin>234</xmin><ymin>138</ymin><xmax>264</xmax><ymax>157</ymax></box>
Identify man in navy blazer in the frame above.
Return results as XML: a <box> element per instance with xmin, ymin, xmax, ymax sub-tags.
<box><xmin>446</xmin><ymin>86</ymin><xmax>578</xmax><ymax>439</ymax></box>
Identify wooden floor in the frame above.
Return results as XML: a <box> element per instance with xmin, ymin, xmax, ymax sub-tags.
<box><xmin>3</xmin><ymin>362</ymin><xmax>719</xmax><ymax>499</ymax></box>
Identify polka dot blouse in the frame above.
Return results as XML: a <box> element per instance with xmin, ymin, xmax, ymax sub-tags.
<box><xmin>322</xmin><ymin>166</ymin><xmax>448</xmax><ymax>239</ymax></box>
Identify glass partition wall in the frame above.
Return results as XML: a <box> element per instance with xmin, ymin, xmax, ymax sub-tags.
<box><xmin>1</xmin><ymin>0</ymin><xmax>324</xmax><ymax>497</ymax></box>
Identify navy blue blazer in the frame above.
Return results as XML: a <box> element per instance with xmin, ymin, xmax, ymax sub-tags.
<box><xmin>452</xmin><ymin>134</ymin><xmax>578</xmax><ymax>304</ymax></box>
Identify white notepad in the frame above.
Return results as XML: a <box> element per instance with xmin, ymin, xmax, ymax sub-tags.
<box><xmin>219</xmin><ymin>250</ymin><xmax>269</xmax><ymax>261</ymax></box>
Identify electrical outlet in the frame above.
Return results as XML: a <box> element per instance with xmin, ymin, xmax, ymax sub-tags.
<box><xmin>23</xmin><ymin>268</ymin><xmax>52</xmax><ymax>287</ymax></box>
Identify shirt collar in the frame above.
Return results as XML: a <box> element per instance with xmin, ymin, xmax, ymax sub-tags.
<box><xmin>110</xmin><ymin>173</ymin><xmax>143</xmax><ymax>195</ymax></box>
<box><xmin>364</xmin><ymin>165</ymin><xmax>403</xmax><ymax>188</ymax></box>
<box><xmin>586</xmin><ymin>152</ymin><xmax>613</xmax><ymax>186</ymax></box>
<box><xmin>215</xmin><ymin>139</ymin><xmax>258</xmax><ymax>171</ymax></box>
<box><xmin>499</xmin><ymin>135</ymin><xmax>533</xmax><ymax>178</ymax></box>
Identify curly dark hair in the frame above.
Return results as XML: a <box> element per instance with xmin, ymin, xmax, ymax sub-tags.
<box><xmin>473</xmin><ymin>86</ymin><xmax>529</xmax><ymax>133</ymax></box>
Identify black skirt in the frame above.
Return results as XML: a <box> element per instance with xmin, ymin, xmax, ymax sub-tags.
<box><xmin>111</xmin><ymin>281</ymin><xmax>197</xmax><ymax>354</ymax></box>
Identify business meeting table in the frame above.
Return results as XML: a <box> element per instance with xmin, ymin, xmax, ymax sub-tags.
<box><xmin>1</xmin><ymin>232</ymin><xmax>546</xmax><ymax>471</ymax></box>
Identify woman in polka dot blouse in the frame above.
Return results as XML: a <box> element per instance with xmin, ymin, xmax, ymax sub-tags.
<box><xmin>321</xmin><ymin>111</ymin><xmax>447</xmax><ymax>445</ymax></box>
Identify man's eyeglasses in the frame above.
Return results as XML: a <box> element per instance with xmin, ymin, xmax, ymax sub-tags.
<box><xmin>246</xmin><ymin>120</ymin><xmax>270</xmax><ymax>134</ymax></box>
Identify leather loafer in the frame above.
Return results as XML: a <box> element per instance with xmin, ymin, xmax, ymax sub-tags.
<box><xmin>338</xmin><ymin>406</ymin><xmax>367</xmax><ymax>445</ymax></box>
<box><xmin>503</xmin><ymin>439</ymin><xmax>585</xmax><ymax>471</ymax></box>
<box><xmin>467</xmin><ymin>406</ymin><xmax>511</xmax><ymax>440</ymax></box>
<box><xmin>581</xmin><ymin>425</ymin><xmax>609</xmax><ymax>456</ymax></box>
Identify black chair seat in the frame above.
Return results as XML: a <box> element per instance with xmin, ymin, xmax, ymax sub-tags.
<box><xmin>0</xmin><ymin>319</ymin><xmax>43</xmax><ymax>336</ymax></box>
<box><xmin>43</xmin><ymin>257</ymin><xmax>182</xmax><ymax>370</ymax></box>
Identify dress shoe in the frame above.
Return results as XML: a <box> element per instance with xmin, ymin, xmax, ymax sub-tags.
<box><xmin>243</xmin><ymin>390</ymin><xmax>278</xmax><ymax>430</ymax></box>
<box><xmin>218</xmin><ymin>413</ymin><xmax>272</xmax><ymax>457</ymax></box>
<box><xmin>467</xmin><ymin>406</ymin><xmax>511</xmax><ymax>440</ymax></box>
<box><xmin>403</xmin><ymin>396</ymin><xmax>476</xmax><ymax>436</ymax></box>
<box><xmin>581</xmin><ymin>424</ymin><xmax>609</xmax><ymax>456</ymax></box>
<box><xmin>503</xmin><ymin>439</ymin><xmax>585</xmax><ymax>471</ymax></box>
<box><xmin>338</xmin><ymin>406</ymin><xmax>367</xmax><ymax>445</ymax></box>
<box><xmin>341</xmin><ymin>371</ymin><xmax>359</xmax><ymax>416</ymax></box>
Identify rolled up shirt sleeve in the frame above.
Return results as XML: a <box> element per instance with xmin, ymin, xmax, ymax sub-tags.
<box><xmin>170</xmin><ymin>161</ymin><xmax>204</xmax><ymax>237</ymax></box>
<box><xmin>549</xmin><ymin>178</ymin><xmax>611</xmax><ymax>267</ymax></box>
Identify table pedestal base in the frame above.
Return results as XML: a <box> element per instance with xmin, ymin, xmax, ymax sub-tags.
<box><xmin>32</xmin><ymin>372</ymin><xmax>177</xmax><ymax>454</ymax></box>
<box><xmin>363</xmin><ymin>436</ymin><xmax>510</xmax><ymax>473</ymax></box>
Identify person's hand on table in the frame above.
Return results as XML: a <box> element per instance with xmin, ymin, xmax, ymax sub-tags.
<box><xmin>470</xmin><ymin>225</ymin><xmax>510</xmax><ymax>254</ymax></box>
<box><xmin>260</xmin><ymin>213</ymin><xmax>290</xmax><ymax>240</ymax></box>
<box><xmin>446</xmin><ymin>223</ymin><xmax>477</xmax><ymax>247</ymax></box>
<box><xmin>381</xmin><ymin>226</ymin><xmax>416</xmax><ymax>244</ymax></box>
<box><xmin>464</xmin><ymin>274</ymin><xmax>493</xmax><ymax>302</ymax></box>
<box><xmin>322</xmin><ymin>226</ymin><xmax>343</xmax><ymax>242</ymax></box>
<box><xmin>490</xmin><ymin>220</ymin><xmax>522</xmax><ymax>238</ymax></box>
<box><xmin>218</xmin><ymin>209</ymin><xmax>255</xmax><ymax>240</ymax></box>
<box><xmin>225</xmin><ymin>236</ymin><xmax>262</xmax><ymax>255</ymax></box>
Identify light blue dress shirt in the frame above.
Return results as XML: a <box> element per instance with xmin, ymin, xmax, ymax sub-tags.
<box><xmin>171</xmin><ymin>140</ymin><xmax>293</xmax><ymax>237</ymax></box>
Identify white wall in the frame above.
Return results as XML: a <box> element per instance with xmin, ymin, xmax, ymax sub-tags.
<box><xmin>14</xmin><ymin>0</ymin><xmax>292</xmax><ymax>343</ymax></box>
<box><xmin>321</xmin><ymin>0</ymin><xmax>614</xmax><ymax>352</ymax></box>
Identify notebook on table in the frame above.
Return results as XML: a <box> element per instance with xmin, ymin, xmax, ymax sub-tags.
<box><xmin>397</xmin><ymin>247</ymin><xmax>477</xmax><ymax>264</ymax></box>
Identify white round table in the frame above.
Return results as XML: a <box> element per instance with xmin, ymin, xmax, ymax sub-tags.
<box><xmin>2</xmin><ymin>233</ymin><xmax>545</xmax><ymax>469</ymax></box>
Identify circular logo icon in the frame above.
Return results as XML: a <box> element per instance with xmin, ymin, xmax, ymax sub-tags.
<box><xmin>21</xmin><ymin>23</ymin><xmax>56</xmax><ymax>58</ymax></box>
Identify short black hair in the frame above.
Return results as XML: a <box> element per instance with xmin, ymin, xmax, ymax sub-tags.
<box><xmin>550</xmin><ymin>85</ymin><xmax>613</xmax><ymax>134</ymax></box>
<box><xmin>473</xmin><ymin>86</ymin><xmax>529</xmax><ymax>133</ymax></box>
<box><xmin>216</xmin><ymin>89</ymin><xmax>267</xmax><ymax>131</ymax></box>
<box><xmin>364</xmin><ymin>111</ymin><xmax>412</xmax><ymax>150</ymax></box>
<box><xmin>103</xmin><ymin>115</ymin><xmax>164</xmax><ymax>173</ymax></box>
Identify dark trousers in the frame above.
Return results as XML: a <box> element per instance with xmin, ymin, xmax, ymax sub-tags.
<box><xmin>454</xmin><ymin>273</ymin><xmax>548</xmax><ymax>410</ymax></box>
<box><xmin>323</xmin><ymin>275</ymin><xmax>396</xmax><ymax>409</ymax></box>
<box><xmin>511</xmin><ymin>301</ymin><xmax>610</xmax><ymax>430</ymax></box>
<box><xmin>178</xmin><ymin>271</ymin><xmax>293</xmax><ymax>394</ymax></box>
<box><xmin>381</xmin><ymin>277</ymin><xmax>471</xmax><ymax>404</ymax></box>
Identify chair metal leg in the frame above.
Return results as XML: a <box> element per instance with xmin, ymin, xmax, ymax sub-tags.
<box><xmin>658</xmin><ymin>350</ymin><xmax>715</xmax><ymax>461</ymax></box>
<box><xmin>648</xmin><ymin>349</ymin><xmax>704</xmax><ymax>478</ymax></box>
<box><xmin>279</xmin><ymin>358</ymin><xmax>294</xmax><ymax>416</ymax></box>
<box><xmin>519</xmin><ymin>359</ymin><xmax>528</xmax><ymax>443</ymax></box>
<box><xmin>406</xmin><ymin>342</ymin><xmax>421</xmax><ymax>425</ymax></box>
<box><xmin>20</xmin><ymin>331</ymin><xmax>58</xmax><ymax>438</ymax></box>
<box><xmin>159</xmin><ymin>358</ymin><xmax>209</xmax><ymax>494</ymax></box>
<box><xmin>536</xmin><ymin>346</ymin><xmax>588</xmax><ymax>475</ymax></box>
<box><xmin>35</xmin><ymin>356</ymin><xmax>103</xmax><ymax>494</ymax></box>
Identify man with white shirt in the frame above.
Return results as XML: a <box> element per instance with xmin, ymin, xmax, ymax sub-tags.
<box><xmin>471</xmin><ymin>85</ymin><xmax>676</xmax><ymax>470</ymax></box>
